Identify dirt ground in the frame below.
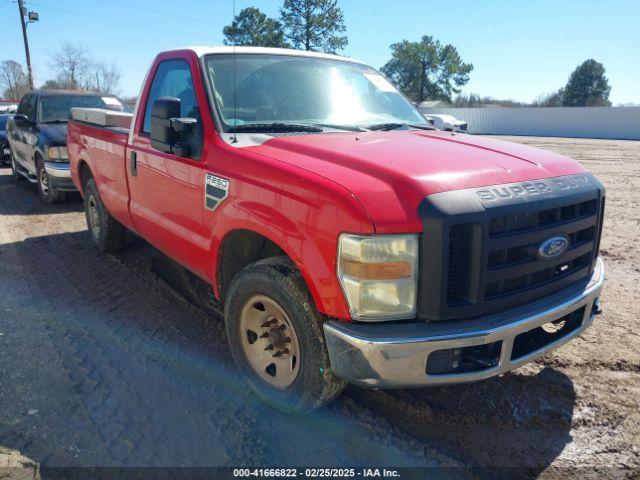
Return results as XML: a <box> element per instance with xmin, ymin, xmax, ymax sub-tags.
<box><xmin>0</xmin><ymin>136</ymin><xmax>638</xmax><ymax>479</ymax></box>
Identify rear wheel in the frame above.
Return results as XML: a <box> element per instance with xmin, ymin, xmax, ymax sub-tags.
<box><xmin>37</xmin><ymin>159</ymin><xmax>65</xmax><ymax>204</ymax></box>
<box><xmin>84</xmin><ymin>178</ymin><xmax>126</xmax><ymax>253</ymax></box>
<box><xmin>225</xmin><ymin>257</ymin><xmax>346</xmax><ymax>413</ymax></box>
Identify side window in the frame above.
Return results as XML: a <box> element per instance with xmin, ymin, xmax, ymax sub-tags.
<box><xmin>142</xmin><ymin>59</ymin><xmax>199</xmax><ymax>135</ymax></box>
<box><xmin>23</xmin><ymin>95</ymin><xmax>37</xmax><ymax>122</ymax></box>
<box><xmin>17</xmin><ymin>95</ymin><xmax>29</xmax><ymax>115</ymax></box>
<box><xmin>17</xmin><ymin>95</ymin><xmax>36</xmax><ymax>121</ymax></box>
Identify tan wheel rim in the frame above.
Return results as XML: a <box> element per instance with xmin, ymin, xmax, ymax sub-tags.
<box><xmin>239</xmin><ymin>295</ymin><xmax>300</xmax><ymax>389</ymax></box>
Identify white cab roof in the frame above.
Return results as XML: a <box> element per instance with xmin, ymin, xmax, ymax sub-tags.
<box><xmin>170</xmin><ymin>46</ymin><xmax>367</xmax><ymax>65</ymax></box>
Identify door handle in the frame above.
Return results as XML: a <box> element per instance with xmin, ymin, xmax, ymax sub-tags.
<box><xmin>130</xmin><ymin>151</ymin><xmax>137</xmax><ymax>176</ymax></box>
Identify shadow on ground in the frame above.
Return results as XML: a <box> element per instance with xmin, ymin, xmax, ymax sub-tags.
<box><xmin>0</xmin><ymin>167</ymin><xmax>83</xmax><ymax>216</ymax></box>
<box><xmin>0</xmin><ymin>165</ymin><xmax>577</xmax><ymax>477</ymax></box>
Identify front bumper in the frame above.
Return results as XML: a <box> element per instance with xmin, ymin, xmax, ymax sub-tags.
<box><xmin>45</xmin><ymin>161</ymin><xmax>77</xmax><ymax>191</ymax></box>
<box><xmin>324</xmin><ymin>257</ymin><xmax>604</xmax><ymax>388</ymax></box>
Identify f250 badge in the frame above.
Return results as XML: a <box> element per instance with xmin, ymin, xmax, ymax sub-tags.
<box><xmin>204</xmin><ymin>174</ymin><xmax>229</xmax><ymax>211</ymax></box>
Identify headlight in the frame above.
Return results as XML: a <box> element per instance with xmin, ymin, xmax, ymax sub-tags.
<box><xmin>338</xmin><ymin>234</ymin><xmax>418</xmax><ymax>321</ymax></box>
<box><xmin>47</xmin><ymin>146</ymin><xmax>68</xmax><ymax>161</ymax></box>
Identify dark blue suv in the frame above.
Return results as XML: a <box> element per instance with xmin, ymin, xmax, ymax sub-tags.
<box><xmin>7</xmin><ymin>90</ymin><xmax>126</xmax><ymax>203</ymax></box>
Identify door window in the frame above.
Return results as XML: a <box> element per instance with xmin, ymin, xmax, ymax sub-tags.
<box><xmin>142</xmin><ymin>59</ymin><xmax>199</xmax><ymax>135</ymax></box>
<box><xmin>18</xmin><ymin>95</ymin><xmax>37</xmax><ymax>123</ymax></box>
<box><xmin>17</xmin><ymin>95</ymin><xmax>30</xmax><ymax>115</ymax></box>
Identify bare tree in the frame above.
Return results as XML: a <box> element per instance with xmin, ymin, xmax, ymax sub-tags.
<box><xmin>50</xmin><ymin>41</ymin><xmax>93</xmax><ymax>90</ymax></box>
<box><xmin>532</xmin><ymin>89</ymin><xmax>564</xmax><ymax>107</ymax></box>
<box><xmin>91</xmin><ymin>62</ymin><xmax>121</xmax><ymax>95</ymax></box>
<box><xmin>46</xmin><ymin>41</ymin><xmax>123</xmax><ymax>95</ymax></box>
<box><xmin>0</xmin><ymin>60</ymin><xmax>29</xmax><ymax>99</ymax></box>
<box><xmin>40</xmin><ymin>79</ymin><xmax>63</xmax><ymax>90</ymax></box>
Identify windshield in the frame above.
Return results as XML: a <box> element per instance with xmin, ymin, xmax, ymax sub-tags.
<box><xmin>204</xmin><ymin>54</ymin><xmax>428</xmax><ymax>131</ymax></box>
<box><xmin>39</xmin><ymin>95</ymin><xmax>126</xmax><ymax>123</ymax></box>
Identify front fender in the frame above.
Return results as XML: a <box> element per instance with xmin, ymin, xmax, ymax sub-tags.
<box><xmin>208</xmin><ymin>198</ymin><xmax>371</xmax><ymax>321</ymax></box>
<box><xmin>34</xmin><ymin>144</ymin><xmax>47</xmax><ymax>163</ymax></box>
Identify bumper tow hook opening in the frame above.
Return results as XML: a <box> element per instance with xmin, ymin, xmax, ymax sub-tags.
<box><xmin>592</xmin><ymin>298</ymin><xmax>602</xmax><ymax>315</ymax></box>
<box><xmin>426</xmin><ymin>341</ymin><xmax>502</xmax><ymax>376</ymax></box>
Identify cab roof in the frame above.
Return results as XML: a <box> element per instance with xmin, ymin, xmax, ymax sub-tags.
<box><xmin>169</xmin><ymin>46</ymin><xmax>366</xmax><ymax>65</ymax></box>
<box><xmin>27</xmin><ymin>90</ymin><xmax>106</xmax><ymax>97</ymax></box>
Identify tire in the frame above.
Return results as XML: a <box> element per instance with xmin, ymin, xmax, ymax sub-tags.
<box><xmin>84</xmin><ymin>178</ymin><xmax>126</xmax><ymax>253</ymax></box>
<box><xmin>225</xmin><ymin>257</ymin><xmax>347</xmax><ymax>413</ymax></box>
<box><xmin>36</xmin><ymin>159</ymin><xmax>65</xmax><ymax>204</ymax></box>
<box><xmin>10</xmin><ymin>151</ymin><xmax>24</xmax><ymax>181</ymax></box>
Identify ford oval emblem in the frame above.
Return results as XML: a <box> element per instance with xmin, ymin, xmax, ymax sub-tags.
<box><xmin>538</xmin><ymin>235</ymin><xmax>570</xmax><ymax>260</ymax></box>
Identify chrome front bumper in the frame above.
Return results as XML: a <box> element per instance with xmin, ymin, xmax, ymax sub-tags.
<box><xmin>45</xmin><ymin>161</ymin><xmax>77</xmax><ymax>191</ymax></box>
<box><xmin>324</xmin><ymin>257</ymin><xmax>604</xmax><ymax>388</ymax></box>
<box><xmin>45</xmin><ymin>161</ymin><xmax>71</xmax><ymax>179</ymax></box>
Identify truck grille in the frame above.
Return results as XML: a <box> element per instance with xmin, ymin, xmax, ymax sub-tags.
<box><xmin>418</xmin><ymin>173</ymin><xmax>605</xmax><ymax>321</ymax></box>
<box><xmin>484</xmin><ymin>199</ymin><xmax>598</xmax><ymax>300</ymax></box>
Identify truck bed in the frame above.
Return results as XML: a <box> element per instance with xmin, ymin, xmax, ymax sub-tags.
<box><xmin>67</xmin><ymin>112</ymin><xmax>133</xmax><ymax>230</ymax></box>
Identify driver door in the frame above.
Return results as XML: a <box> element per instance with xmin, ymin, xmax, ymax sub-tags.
<box><xmin>127</xmin><ymin>58</ymin><xmax>208</xmax><ymax>277</ymax></box>
<box><xmin>11</xmin><ymin>94</ymin><xmax>38</xmax><ymax>172</ymax></box>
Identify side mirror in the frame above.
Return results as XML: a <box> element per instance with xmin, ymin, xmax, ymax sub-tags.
<box><xmin>150</xmin><ymin>97</ymin><xmax>199</xmax><ymax>158</ymax></box>
<box><xmin>13</xmin><ymin>114</ymin><xmax>30</xmax><ymax>128</ymax></box>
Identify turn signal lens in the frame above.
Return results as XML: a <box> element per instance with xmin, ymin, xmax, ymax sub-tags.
<box><xmin>47</xmin><ymin>146</ymin><xmax>68</xmax><ymax>161</ymax></box>
<box><xmin>341</xmin><ymin>259</ymin><xmax>412</xmax><ymax>280</ymax></box>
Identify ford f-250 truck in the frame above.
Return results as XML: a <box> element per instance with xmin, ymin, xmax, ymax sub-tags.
<box><xmin>67</xmin><ymin>47</ymin><xmax>605</xmax><ymax>412</ymax></box>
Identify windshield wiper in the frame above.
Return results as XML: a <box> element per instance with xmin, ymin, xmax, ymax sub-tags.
<box><xmin>366</xmin><ymin>122</ymin><xmax>435</xmax><ymax>131</ymax></box>
<box><xmin>311</xmin><ymin>123</ymin><xmax>366</xmax><ymax>132</ymax></box>
<box><xmin>227</xmin><ymin>122</ymin><xmax>323</xmax><ymax>133</ymax></box>
<box><xmin>41</xmin><ymin>119</ymin><xmax>68</xmax><ymax>124</ymax></box>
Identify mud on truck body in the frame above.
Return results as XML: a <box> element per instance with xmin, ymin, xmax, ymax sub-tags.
<box><xmin>66</xmin><ymin>47</ymin><xmax>605</xmax><ymax>412</ymax></box>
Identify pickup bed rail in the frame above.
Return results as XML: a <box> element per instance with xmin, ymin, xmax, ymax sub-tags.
<box><xmin>71</xmin><ymin>107</ymin><xmax>132</xmax><ymax>130</ymax></box>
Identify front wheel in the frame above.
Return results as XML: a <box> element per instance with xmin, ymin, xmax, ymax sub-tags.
<box><xmin>37</xmin><ymin>159</ymin><xmax>65</xmax><ymax>204</ymax></box>
<box><xmin>10</xmin><ymin>152</ymin><xmax>24</xmax><ymax>181</ymax></box>
<box><xmin>225</xmin><ymin>257</ymin><xmax>346</xmax><ymax>413</ymax></box>
<box><xmin>84</xmin><ymin>178</ymin><xmax>126</xmax><ymax>253</ymax></box>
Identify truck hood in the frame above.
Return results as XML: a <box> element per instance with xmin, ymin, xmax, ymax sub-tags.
<box><xmin>249</xmin><ymin>130</ymin><xmax>587</xmax><ymax>232</ymax></box>
<box><xmin>39</xmin><ymin>123</ymin><xmax>68</xmax><ymax>146</ymax></box>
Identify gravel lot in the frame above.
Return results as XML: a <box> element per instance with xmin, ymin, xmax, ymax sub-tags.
<box><xmin>0</xmin><ymin>136</ymin><xmax>638</xmax><ymax>478</ymax></box>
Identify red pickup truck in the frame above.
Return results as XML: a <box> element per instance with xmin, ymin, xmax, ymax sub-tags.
<box><xmin>67</xmin><ymin>47</ymin><xmax>605</xmax><ymax>412</ymax></box>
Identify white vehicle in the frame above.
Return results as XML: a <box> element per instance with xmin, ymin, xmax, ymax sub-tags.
<box><xmin>0</xmin><ymin>104</ymin><xmax>18</xmax><ymax>114</ymax></box>
<box><xmin>425</xmin><ymin>114</ymin><xmax>468</xmax><ymax>132</ymax></box>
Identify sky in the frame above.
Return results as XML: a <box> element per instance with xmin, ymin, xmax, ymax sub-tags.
<box><xmin>2</xmin><ymin>0</ymin><xmax>639</xmax><ymax>104</ymax></box>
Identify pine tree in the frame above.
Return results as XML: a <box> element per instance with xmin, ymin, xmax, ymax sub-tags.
<box><xmin>562</xmin><ymin>59</ymin><xmax>611</xmax><ymax>107</ymax></box>
<box><xmin>280</xmin><ymin>0</ymin><xmax>348</xmax><ymax>53</ymax></box>
<box><xmin>223</xmin><ymin>7</ymin><xmax>288</xmax><ymax>48</ymax></box>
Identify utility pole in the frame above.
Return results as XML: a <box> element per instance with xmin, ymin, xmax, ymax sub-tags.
<box><xmin>17</xmin><ymin>0</ymin><xmax>34</xmax><ymax>89</ymax></box>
